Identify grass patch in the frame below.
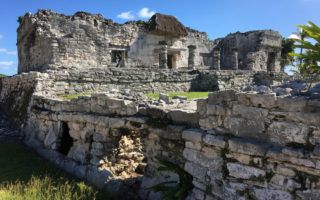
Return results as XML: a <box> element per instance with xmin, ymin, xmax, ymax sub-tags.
<box><xmin>145</xmin><ymin>92</ymin><xmax>209</xmax><ymax>100</ymax></box>
<box><xmin>0</xmin><ymin>143</ymin><xmax>112</xmax><ymax>200</ymax></box>
<box><xmin>59</xmin><ymin>92</ymin><xmax>92</xmax><ymax>100</ymax></box>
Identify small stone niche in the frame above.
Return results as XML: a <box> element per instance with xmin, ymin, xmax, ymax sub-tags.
<box><xmin>58</xmin><ymin>122</ymin><xmax>73</xmax><ymax>155</ymax></box>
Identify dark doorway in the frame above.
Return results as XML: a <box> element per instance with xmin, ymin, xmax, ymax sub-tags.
<box><xmin>58</xmin><ymin>122</ymin><xmax>73</xmax><ymax>155</ymax></box>
<box><xmin>267</xmin><ymin>52</ymin><xmax>276</xmax><ymax>71</ymax></box>
<box><xmin>167</xmin><ymin>54</ymin><xmax>173</xmax><ymax>69</ymax></box>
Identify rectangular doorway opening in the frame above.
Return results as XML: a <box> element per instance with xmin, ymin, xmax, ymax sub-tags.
<box><xmin>167</xmin><ymin>54</ymin><xmax>173</xmax><ymax>69</ymax></box>
<box><xmin>58</xmin><ymin>122</ymin><xmax>73</xmax><ymax>156</ymax></box>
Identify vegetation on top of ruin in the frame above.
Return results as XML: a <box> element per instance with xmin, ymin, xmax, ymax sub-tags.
<box><xmin>146</xmin><ymin>92</ymin><xmax>209</xmax><ymax>100</ymax></box>
<box><xmin>0</xmin><ymin>143</ymin><xmax>111</xmax><ymax>200</ymax></box>
<box><xmin>59</xmin><ymin>92</ymin><xmax>93</xmax><ymax>100</ymax></box>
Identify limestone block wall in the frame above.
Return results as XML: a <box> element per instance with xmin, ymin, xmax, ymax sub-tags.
<box><xmin>0</xmin><ymin>72</ymin><xmax>47</xmax><ymax>125</ymax></box>
<box><xmin>187</xmin><ymin>90</ymin><xmax>320</xmax><ymax>200</ymax></box>
<box><xmin>216</xmin><ymin>30</ymin><xmax>282</xmax><ymax>72</ymax></box>
<box><xmin>41</xmin><ymin>68</ymin><xmax>285</xmax><ymax>95</ymax></box>
<box><xmin>0</xmin><ymin>69</ymin><xmax>287</xmax><ymax>129</ymax></box>
<box><xmin>24</xmin><ymin>95</ymin><xmax>187</xmax><ymax>198</ymax></box>
<box><xmin>23</xmin><ymin>90</ymin><xmax>320</xmax><ymax>200</ymax></box>
<box><xmin>17</xmin><ymin>10</ymin><xmax>213</xmax><ymax>73</ymax></box>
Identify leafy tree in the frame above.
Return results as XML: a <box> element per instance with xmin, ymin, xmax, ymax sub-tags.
<box><xmin>290</xmin><ymin>21</ymin><xmax>320</xmax><ymax>78</ymax></box>
<box><xmin>280</xmin><ymin>38</ymin><xmax>295</xmax><ymax>70</ymax></box>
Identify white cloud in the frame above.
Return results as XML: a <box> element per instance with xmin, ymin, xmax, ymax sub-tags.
<box><xmin>0</xmin><ymin>48</ymin><xmax>17</xmax><ymax>56</ymax></box>
<box><xmin>0</xmin><ymin>61</ymin><xmax>14</xmax><ymax>69</ymax></box>
<box><xmin>288</xmin><ymin>34</ymin><xmax>300</xmax><ymax>39</ymax></box>
<box><xmin>6</xmin><ymin>51</ymin><xmax>17</xmax><ymax>55</ymax></box>
<box><xmin>0</xmin><ymin>34</ymin><xmax>3</xmax><ymax>40</ymax></box>
<box><xmin>138</xmin><ymin>8</ymin><xmax>156</xmax><ymax>19</ymax></box>
<box><xmin>117</xmin><ymin>11</ymin><xmax>135</xmax><ymax>20</ymax></box>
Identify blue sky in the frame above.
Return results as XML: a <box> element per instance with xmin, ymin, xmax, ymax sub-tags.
<box><xmin>0</xmin><ymin>0</ymin><xmax>319</xmax><ymax>75</ymax></box>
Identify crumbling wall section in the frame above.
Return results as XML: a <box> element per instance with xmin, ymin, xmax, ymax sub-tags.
<box><xmin>215</xmin><ymin>30</ymin><xmax>282</xmax><ymax>71</ymax></box>
<box><xmin>23</xmin><ymin>90</ymin><xmax>320</xmax><ymax>200</ymax></box>
<box><xmin>0</xmin><ymin>72</ymin><xmax>47</xmax><ymax>126</ymax></box>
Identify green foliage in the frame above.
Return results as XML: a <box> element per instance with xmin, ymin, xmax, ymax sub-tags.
<box><xmin>280</xmin><ymin>38</ymin><xmax>295</xmax><ymax>69</ymax></box>
<box><xmin>290</xmin><ymin>21</ymin><xmax>320</xmax><ymax>78</ymax></box>
<box><xmin>150</xmin><ymin>160</ymin><xmax>193</xmax><ymax>200</ymax></box>
<box><xmin>146</xmin><ymin>92</ymin><xmax>209</xmax><ymax>100</ymax></box>
<box><xmin>0</xmin><ymin>144</ymin><xmax>112</xmax><ymax>200</ymax></box>
<box><xmin>0</xmin><ymin>74</ymin><xmax>6</xmax><ymax>78</ymax></box>
<box><xmin>0</xmin><ymin>176</ymin><xmax>100</xmax><ymax>200</ymax></box>
<box><xmin>59</xmin><ymin>92</ymin><xmax>92</xmax><ymax>100</ymax></box>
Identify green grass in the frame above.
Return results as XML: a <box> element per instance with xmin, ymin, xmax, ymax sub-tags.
<box><xmin>145</xmin><ymin>92</ymin><xmax>209</xmax><ymax>100</ymax></box>
<box><xmin>59</xmin><ymin>92</ymin><xmax>92</xmax><ymax>100</ymax></box>
<box><xmin>0</xmin><ymin>143</ymin><xmax>112</xmax><ymax>200</ymax></box>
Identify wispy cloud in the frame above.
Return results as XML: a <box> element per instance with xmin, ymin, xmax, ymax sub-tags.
<box><xmin>117</xmin><ymin>7</ymin><xmax>156</xmax><ymax>21</ymax></box>
<box><xmin>138</xmin><ymin>8</ymin><xmax>156</xmax><ymax>19</ymax></box>
<box><xmin>0</xmin><ymin>61</ymin><xmax>14</xmax><ymax>69</ymax></box>
<box><xmin>117</xmin><ymin>11</ymin><xmax>135</xmax><ymax>20</ymax></box>
<box><xmin>0</xmin><ymin>34</ymin><xmax>3</xmax><ymax>40</ymax></box>
<box><xmin>0</xmin><ymin>48</ymin><xmax>17</xmax><ymax>56</ymax></box>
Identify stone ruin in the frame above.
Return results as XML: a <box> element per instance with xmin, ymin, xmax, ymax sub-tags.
<box><xmin>0</xmin><ymin>9</ymin><xmax>320</xmax><ymax>200</ymax></box>
<box><xmin>17</xmin><ymin>10</ymin><xmax>282</xmax><ymax>73</ymax></box>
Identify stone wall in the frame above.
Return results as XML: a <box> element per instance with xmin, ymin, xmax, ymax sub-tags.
<box><xmin>17</xmin><ymin>10</ymin><xmax>283</xmax><ymax>73</ymax></box>
<box><xmin>215</xmin><ymin>30</ymin><xmax>282</xmax><ymax>71</ymax></box>
<box><xmin>188</xmin><ymin>90</ymin><xmax>320</xmax><ymax>200</ymax></box>
<box><xmin>17</xmin><ymin>10</ymin><xmax>213</xmax><ymax>72</ymax></box>
<box><xmin>33</xmin><ymin>68</ymin><xmax>287</xmax><ymax>96</ymax></box>
<box><xmin>22</xmin><ymin>89</ymin><xmax>320</xmax><ymax>199</ymax></box>
<box><xmin>24</xmin><ymin>94</ymin><xmax>188</xmax><ymax>198</ymax></box>
<box><xmin>0</xmin><ymin>72</ymin><xmax>42</xmax><ymax>125</ymax></box>
<box><xmin>0</xmin><ymin>68</ymin><xmax>288</xmax><ymax>126</ymax></box>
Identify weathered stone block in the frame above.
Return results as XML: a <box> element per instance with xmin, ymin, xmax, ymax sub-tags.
<box><xmin>296</xmin><ymin>190</ymin><xmax>320</xmax><ymax>200</ymax></box>
<box><xmin>182</xmin><ymin>129</ymin><xmax>204</xmax><ymax>143</ymax></box>
<box><xmin>186</xmin><ymin>141</ymin><xmax>202</xmax><ymax>150</ymax></box>
<box><xmin>67</xmin><ymin>142</ymin><xmax>90</xmax><ymax>164</ymax></box>
<box><xmin>184</xmin><ymin>161</ymin><xmax>207</xmax><ymax>180</ymax></box>
<box><xmin>226</xmin><ymin>163</ymin><xmax>265</xmax><ymax>179</ymax></box>
<box><xmin>228</xmin><ymin>138</ymin><xmax>271</xmax><ymax>156</ymax></box>
<box><xmin>183</xmin><ymin>148</ymin><xmax>223</xmax><ymax>169</ymax></box>
<box><xmin>197</xmin><ymin>99</ymin><xmax>207</xmax><ymax>116</ymax></box>
<box><xmin>269</xmin><ymin>174</ymin><xmax>301</xmax><ymax>191</ymax></box>
<box><xmin>250</xmin><ymin>93</ymin><xmax>277</xmax><ymax>108</ymax></box>
<box><xmin>109</xmin><ymin>118</ymin><xmax>125</xmax><ymax>128</ymax></box>
<box><xmin>203</xmin><ymin>134</ymin><xmax>226</xmax><ymax>148</ymax></box>
<box><xmin>224</xmin><ymin>117</ymin><xmax>265</xmax><ymax>136</ymax></box>
<box><xmin>232</xmin><ymin>104</ymin><xmax>268</xmax><ymax>119</ymax></box>
<box><xmin>276</xmin><ymin>96</ymin><xmax>306</xmax><ymax>112</ymax></box>
<box><xmin>267</xmin><ymin>147</ymin><xmax>315</xmax><ymax>168</ymax></box>
<box><xmin>250</xmin><ymin>188</ymin><xmax>293</xmax><ymax>200</ymax></box>
<box><xmin>199</xmin><ymin>116</ymin><xmax>222</xmax><ymax>130</ymax></box>
<box><xmin>267</xmin><ymin>121</ymin><xmax>309</xmax><ymax>145</ymax></box>
<box><xmin>168</xmin><ymin>110</ymin><xmax>199</xmax><ymax>126</ymax></box>
<box><xmin>285</xmin><ymin>112</ymin><xmax>320</xmax><ymax>126</ymax></box>
<box><xmin>226</xmin><ymin>152</ymin><xmax>252</xmax><ymax>165</ymax></box>
<box><xmin>206</xmin><ymin>105</ymin><xmax>226</xmax><ymax>116</ymax></box>
<box><xmin>208</xmin><ymin>90</ymin><xmax>236</xmax><ymax>104</ymax></box>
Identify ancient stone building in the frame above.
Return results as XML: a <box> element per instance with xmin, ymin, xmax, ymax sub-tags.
<box><xmin>3</xmin><ymin>9</ymin><xmax>317</xmax><ymax>200</ymax></box>
<box><xmin>17</xmin><ymin>10</ymin><xmax>283</xmax><ymax>73</ymax></box>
